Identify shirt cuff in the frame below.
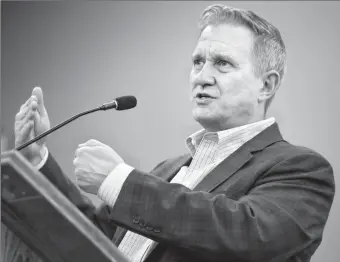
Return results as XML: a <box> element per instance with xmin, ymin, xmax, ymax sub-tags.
<box><xmin>36</xmin><ymin>147</ymin><xmax>49</xmax><ymax>170</ymax></box>
<box><xmin>97</xmin><ymin>163</ymin><xmax>135</xmax><ymax>208</ymax></box>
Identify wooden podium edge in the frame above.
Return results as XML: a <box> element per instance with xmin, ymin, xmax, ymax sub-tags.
<box><xmin>1</xmin><ymin>150</ymin><xmax>130</xmax><ymax>262</ymax></box>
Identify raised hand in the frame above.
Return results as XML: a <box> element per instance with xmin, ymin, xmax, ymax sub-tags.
<box><xmin>14</xmin><ymin>87</ymin><xmax>51</xmax><ymax>165</ymax></box>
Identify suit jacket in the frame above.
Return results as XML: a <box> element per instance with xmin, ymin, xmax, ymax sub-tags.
<box><xmin>39</xmin><ymin>123</ymin><xmax>335</xmax><ymax>262</ymax></box>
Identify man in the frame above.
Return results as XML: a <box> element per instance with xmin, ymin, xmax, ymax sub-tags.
<box><xmin>14</xmin><ymin>4</ymin><xmax>335</xmax><ymax>262</ymax></box>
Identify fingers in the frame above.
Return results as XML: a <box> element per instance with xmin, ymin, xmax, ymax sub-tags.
<box><xmin>31</xmin><ymin>86</ymin><xmax>49</xmax><ymax>118</ymax></box>
<box><xmin>21</xmin><ymin>120</ymin><xmax>34</xmax><ymax>140</ymax></box>
<box><xmin>74</xmin><ymin>167</ymin><xmax>93</xmax><ymax>189</ymax></box>
<box><xmin>15</xmin><ymin>120</ymin><xmax>34</xmax><ymax>145</ymax></box>
<box><xmin>14</xmin><ymin>87</ymin><xmax>47</xmax><ymax>150</ymax></box>
<box><xmin>32</xmin><ymin>109</ymin><xmax>40</xmax><ymax>127</ymax></box>
<box><xmin>73</xmin><ymin>157</ymin><xmax>82</xmax><ymax>168</ymax></box>
<box><xmin>74</xmin><ymin>167</ymin><xmax>87</xmax><ymax>178</ymax></box>
<box><xmin>16</xmin><ymin>96</ymin><xmax>38</xmax><ymax>121</ymax></box>
<box><xmin>15</xmin><ymin>97</ymin><xmax>40</xmax><ymax>147</ymax></box>
<box><xmin>19</xmin><ymin>96</ymin><xmax>31</xmax><ymax>111</ymax></box>
<box><xmin>78</xmin><ymin>139</ymin><xmax>104</xmax><ymax>148</ymax></box>
<box><xmin>75</xmin><ymin>139</ymin><xmax>109</xmax><ymax>160</ymax></box>
<box><xmin>74</xmin><ymin>168</ymin><xmax>87</xmax><ymax>188</ymax></box>
<box><xmin>16</xmin><ymin>105</ymin><xmax>38</xmax><ymax>129</ymax></box>
<box><xmin>73</xmin><ymin>151</ymin><xmax>94</xmax><ymax>171</ymax></box>
<box><xmin>32</xmin><ymin>87</ymin><xmax>44</xmax><ymax>107</ymax></box>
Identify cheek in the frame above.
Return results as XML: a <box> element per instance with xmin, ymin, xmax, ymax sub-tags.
<box><xmin>220</xmin><ymin>73</ymin><xmax>260</xmax><ymax>101</ymax></box>
<box><xmin>217</xmin><ymin>74</ymin><xmax>260</xmax><ymax>116</ymax></box>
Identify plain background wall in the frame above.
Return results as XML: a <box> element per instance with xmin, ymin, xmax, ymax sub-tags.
<box><xmin>1</xmin><ymin>1</ymin><xmax>339</xmax><ymax>261</ymax></box>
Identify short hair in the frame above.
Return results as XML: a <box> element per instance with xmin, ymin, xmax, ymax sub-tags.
<box><xmin>199</xmin><ymin>4</ymin><xmax>287</xmax><ymax>79</ymax></box>
<box><xmin>198</xmin><ymin>5</ymin><xmax>287</xmax><ymax>111</ymax></box>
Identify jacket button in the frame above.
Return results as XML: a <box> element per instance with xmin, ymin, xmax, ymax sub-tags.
<box><xmin>132</xmin><ymin>216</ymin><xmax>140</xmax><ymax>224</ymax></box>
<box><xmin>153</xmin><ymin>228</ymin><xmax>161</xmax><ymax>233</ymax></box>
<box><xmin>146</xmin><ymin>226</ymin><xmax>153</xmax><ymax>231</ymax></box>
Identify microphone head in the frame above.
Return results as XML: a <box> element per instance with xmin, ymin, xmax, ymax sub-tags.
<box><xmin>115</xmin><ymin>96</ymin><xmax>137</xmax><ymax>111</ymax></box>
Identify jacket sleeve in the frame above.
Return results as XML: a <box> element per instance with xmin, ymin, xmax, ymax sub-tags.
<box><xmin>39</xmin><ymin>152</ymin><xmax>117</xmax><ymax>240</ymax></box>
<box><xmin>107</xmin><ymin>151</ymin><xmax>335</xmax><ymax>261</ymax></box>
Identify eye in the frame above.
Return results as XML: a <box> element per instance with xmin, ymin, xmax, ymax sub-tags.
<box><xmin>193</xmin><ymin>58</ymin><xmax>204</xmax><ymax>68</ymax></box>
<box><xmin>215</xmin><ymin>60</ymin><xmax>231</xmax><ymax>67</ymax></box>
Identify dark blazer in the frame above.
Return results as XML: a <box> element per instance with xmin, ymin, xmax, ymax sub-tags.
<box><xmin>40</xmin><ymin>123</ymin><xmax>335</xmax><ymax>262</ymax></box>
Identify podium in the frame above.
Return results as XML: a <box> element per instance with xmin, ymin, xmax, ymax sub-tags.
<box><xmin>1</xmin><ymin>150</ymin><xmax>130</xmax><ymax>262</ymax></box>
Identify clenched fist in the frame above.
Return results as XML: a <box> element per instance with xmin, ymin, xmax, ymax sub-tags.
<box><xmin>14</xmin><ymin>87</ymin><xmax>50</xmax><ymax>165</ymax></box>
<box><xmin>73</xmin><ymin>139</ymin><xmax>124</xmax><ymax>194</ymax></box>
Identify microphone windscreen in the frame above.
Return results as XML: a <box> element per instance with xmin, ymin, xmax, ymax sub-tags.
<box><xmin>116</xmin><ymin>96</ymin><xmax>137</xmax><ymax>110</ymax></box>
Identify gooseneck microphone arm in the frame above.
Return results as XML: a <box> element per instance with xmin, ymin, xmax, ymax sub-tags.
<box><xmin>15</xmin><ymin>107</ymin><xmax>103</xmax><ymax>151</ymax></box>
<box><xmin>15</xmin><ymin>96</ymin><xmax>137</xmax><ymax>151</ymax></box>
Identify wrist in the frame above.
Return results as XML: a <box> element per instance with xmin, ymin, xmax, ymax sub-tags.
<box><xmin>29</xmin><ymin>145</ymin><xmax>47</xmax><ymax>166</ymax></box>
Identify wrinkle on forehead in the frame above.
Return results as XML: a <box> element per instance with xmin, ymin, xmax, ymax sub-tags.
<box><xmin>193</xmin><ymin>40</ymin><xmax>249</xmax><ymax>64</ymax></box>
<box><xmin>209</xmin><ymin>41</ymin><xmax>240</xmax><ymax>59</ymax></box>
<box><xmin>193</xmin><ymin>25</ymin><xmax>254</xmax><ymax>62</ymax></box>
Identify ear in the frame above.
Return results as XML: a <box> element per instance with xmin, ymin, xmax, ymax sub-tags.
<box><xmin>258</xmin><ymin>70</ymin><xmax>281</xmax><ymax>103</ymax></box>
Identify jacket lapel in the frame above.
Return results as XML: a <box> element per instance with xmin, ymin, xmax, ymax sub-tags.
<box><xmin>194</xmin><ymin>148</ymin><xmax>253</xmax><ymax>192</ymax></box>
<box><xmin>194</xmin><ymin>123</ymin><xmax>284</xmax><ymax>192</ymax></box>
<box><xmin>155</xmin><ymin>154</ymin><xmax>192</xmax><ymax>182</ymax></box>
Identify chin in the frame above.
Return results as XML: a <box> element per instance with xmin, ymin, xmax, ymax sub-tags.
<box><xmin>193</xmin><ymin>110</ymin><xmax>217</xmax><ymax>126</ymax></box>
<box><xmin>192</xmin><ymin>107</ymin><xmax>209</xmax><ymax>119</ymax></box>
<box><xmin>192</xmin><ymin>104</ymin><xmax>220</xmax><ymax>118</ymax></box>
<box><xmin>192</xmin><ymin>108</ymin><xmax>235</xmax><ymax>131</ymax></box>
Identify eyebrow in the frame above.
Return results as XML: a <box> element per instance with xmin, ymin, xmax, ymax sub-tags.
<box><xmin>191</xmin><ymin>50</ymin><xmax>204</xmax><ymax>61</ymax></box>
<box><xmin>210</xmin><ymin>50</ymin><xmax>237</xmax><ymax>65</ymax></box>
<box><xmin>191</xmin><ymin>49</ymin><xmax>239</xmax><ymax>66</ymax></box>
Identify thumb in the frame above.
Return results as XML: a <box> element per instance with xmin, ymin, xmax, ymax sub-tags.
<box><xmin>32</xmin><ymin>86</ymin><xmax>47</xmax><ymax>115</ymax></box>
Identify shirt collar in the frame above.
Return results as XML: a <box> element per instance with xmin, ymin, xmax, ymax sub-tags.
<box><xmin>186</xmin><ymin>117</ymin><xmax>276</xmax><ymax>157</ymax></box>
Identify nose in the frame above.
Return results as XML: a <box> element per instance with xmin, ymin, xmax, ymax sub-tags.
<box><xmin>192</xmin><ymin>64</ymin><xmax>216</xmax><ymax>89</ymax></box>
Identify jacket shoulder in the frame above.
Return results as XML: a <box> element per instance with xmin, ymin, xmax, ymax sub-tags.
<box><xmin>265</xmin><ymin>140</ymin><xmax>332</xmax><ymax>166</ymax></box>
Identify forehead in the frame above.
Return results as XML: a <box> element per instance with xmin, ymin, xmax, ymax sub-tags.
<box><xmin>193</xmin><ymin>24</ymin><xmax>254</xmax><ymax>59</ymax></box>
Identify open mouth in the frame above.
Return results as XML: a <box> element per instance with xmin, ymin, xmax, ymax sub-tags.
<box><xmin>196</xmin><ymin>93</ymin><xmax>215</xmax><ymax>99</ymax></box>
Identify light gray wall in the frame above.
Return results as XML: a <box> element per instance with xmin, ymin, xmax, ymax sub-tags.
<box><xmin>2</xmin><ymin>2</ymin><xmax>339</xmax><ymax>261</ymax></box>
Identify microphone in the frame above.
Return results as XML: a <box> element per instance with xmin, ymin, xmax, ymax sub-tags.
<box><xmin>100</xmin><ymin>95</ymin><xmax>137</xmax><ymax>111</ymax></box>
<box><xmin>15</xmin><ymin>96</ymin><xmax>137</xmax><ymax>151</ymax></box>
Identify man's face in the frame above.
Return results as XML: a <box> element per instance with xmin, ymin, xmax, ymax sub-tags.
<box><xmin>190</xmin><ymin>24</ymin><xmax>263</xmax><ymax>131</ymax></box>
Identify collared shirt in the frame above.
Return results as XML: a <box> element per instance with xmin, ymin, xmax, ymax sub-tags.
<box><xmin>98</xmin><ymin>117</ymin><xmax>276</xmax><ymax>262</ymax></box>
